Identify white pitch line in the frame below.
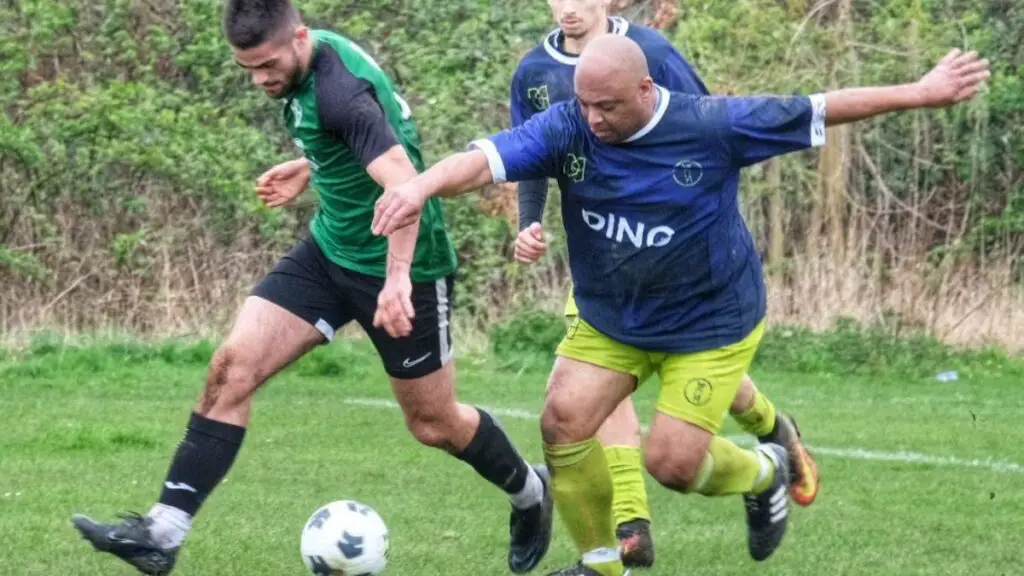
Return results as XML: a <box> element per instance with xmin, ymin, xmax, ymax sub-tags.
<box><xmin>342</xmin><ymin>397</ymin><xmax>1023</xmax><ymax>475</ymax></box>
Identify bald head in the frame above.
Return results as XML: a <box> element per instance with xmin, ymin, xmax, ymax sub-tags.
<box><xmin>576</xmin><ymin>34</ymin><xmax>650</xmax><ymax>88</ymax></box>
<box><xmin>573</xmin><ymin>35</ymin><xmax>657</xmax><ymax>143</ymax></box>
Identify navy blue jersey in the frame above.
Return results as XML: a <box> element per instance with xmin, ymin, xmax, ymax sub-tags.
<box><xmin>511</xmin><ymin>17</ymin><xmax>708</xmax><ymax>125</ymax></box>
<box><xmin>472</xmin><ymin>88</ymin><xmax>826</xmax><ymax>352</ymax></box>
<box><xmin>510</xmin><ymin>17</ymin><xmax>708</xmax><ymax>229</ymax></box>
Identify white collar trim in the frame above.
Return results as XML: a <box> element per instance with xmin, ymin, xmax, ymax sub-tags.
<box><xmin>625</xmin><ymin>85</ymin><xmax>670</xmax><ymax>143</ymax></box>
<box><xmin>542</xmin><ymin>16</ymin><xmax>630</xmax><ymax>66</ymax></box>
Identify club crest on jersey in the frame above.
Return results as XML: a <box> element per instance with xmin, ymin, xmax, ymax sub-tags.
<box><xmin>672</xmin><ymin>159</ymin><xmax>703</xmax><ymax>187</ymax></box>
<box><xmin>289</xmin><ymin>98</ymin><xmax>303</xmax><ymax>127</ymax></box>
<box><xmin>564</xmin><ymin>153</ymin><xmax>586</xmax><ymax>183</ymax></box>
<box><xmin>527</xmin><ymin>85</ymin><xmax>551</xmax><ymax>111</ymax></box>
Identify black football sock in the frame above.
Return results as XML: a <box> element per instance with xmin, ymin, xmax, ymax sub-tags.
<box><xmin>157</xmin><ymin>412</ymin><xmax>246</xmax><ymax>516</ymax></box>
<box><xmin>455</xmin><ymin>408</ymin><xmax>543</xmax><ymax>509</ymax></box>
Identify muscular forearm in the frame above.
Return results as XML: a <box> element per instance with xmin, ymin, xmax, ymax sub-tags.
<box><xmin>365</xmin><ymin>147</ymin><xmax>424</xmax><ymax>278</ymax></box>
<box><xmin>413</xmin><ymin>150</ymin><xmax>494</xmax><ymax>200</ymax></box>
<box><xmin>386</xmin><ymin>218</ymin><xmax>419</xmax><ymax>278</ymax></box>
<box><xmin>824</xmin><ymin>84</ymin><xmax>925</xmax><ymax>126</ymax></box>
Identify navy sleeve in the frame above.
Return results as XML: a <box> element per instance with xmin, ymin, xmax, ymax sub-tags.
<box><xmin>510</xmin><ymin>65</ymin><xmax>535</xmax><ymax>128</ymax></box>
<box><xmin>470</xmin><ymin>103</ymin><xmax>574</xmax><ymax>184</ymax></box>
<box><xmin>652</xmin><ymin>47</ymin><xmax>710</xmax><ymax>96</ymax></box>
<box><xmin>723</xmin><ymin>94</ymin><xmax>826</xmax><ymax>167</ymax></box>
<box><xmin>510</xmin><ymin>64</ymin><xmax>549</xmax><ymax>229</ymax></box>
<box><xmin>315</xmin><ymin>61</ymin><xmax>400</xmax><ymax>169</ymax></box>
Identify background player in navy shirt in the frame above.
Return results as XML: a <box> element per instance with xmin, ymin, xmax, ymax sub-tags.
<box><xmin>373</xmin><ymin>35</ymin><xmax>990</xmax><ymax>576</ymax></box>
<box><xmin>508</xmin><ymin>4</ymin><xmax>820</xmax><ymax>564</ymax></box>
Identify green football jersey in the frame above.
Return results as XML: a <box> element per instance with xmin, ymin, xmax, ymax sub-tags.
<box><xmin>282</xmin><ymin>29</ymin><xmax>457</xmax><ymax>282</ymax></box>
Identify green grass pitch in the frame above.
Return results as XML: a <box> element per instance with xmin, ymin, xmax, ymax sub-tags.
<box><xmin>1</xmin><ymin>339</ymin><xmax>1021</xmax><ymax>575</ymax></box>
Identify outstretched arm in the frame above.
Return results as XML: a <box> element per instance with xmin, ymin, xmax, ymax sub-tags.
<box><xmin>417</xmin><ymin>150</ymin><xmax>494</xmax><ymax>197</ymax></box>
<box><xmin>372</xmin><ymin>106</ymin><xmax>573</xmax><ymax>237</ymax></box>
<box><xmin>723</xmin><ymin>48</ymin><xmax>990</xmax><ymax>167</ymax></box>
<box><xmin>824</xmin><ymin>49</ymin><xmax>989</xmax><ymax>126</ymax></box>
<box><xmin>369</xmin><ymin>150</ymin><xmax>495</xmax><ymax>236</ymax></box>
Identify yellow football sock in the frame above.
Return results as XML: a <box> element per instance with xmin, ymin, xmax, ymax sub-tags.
<box><xmin>544</xmin><ymin>438</ymin><xmax>624</xmax><ymax>576</ymax></box>
<box><xmin>604</xmin><ymin>445</ymin><xmax>651</xmax><ymax>526</ymax></box>
<box><xmin>732</xmin><ymin>388</ymin><xmax>777</xmax><ymax>438</ymax></box>
<box><xmin>691</xmin><ymin>436</ymin><xmax>776</xmax><ymax>496</ymax></box>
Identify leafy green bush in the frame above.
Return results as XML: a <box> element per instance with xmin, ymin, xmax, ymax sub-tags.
<box><xmin>489</xmin><ymin>309</ymin><xmax>565</xmax><ymax>359</ymax></box>
<box><xmin>1</xmin><ymin>0</ymin><xmax>1021</xmax><ymax>344</ymax></box>
<box><xmin>755</xmin><ymin>317</ymin><xmax>1024</xmax><ymax>379</ymax></box>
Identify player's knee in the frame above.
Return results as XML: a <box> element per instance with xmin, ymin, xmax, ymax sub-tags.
<box><xmin>541</xmin><ymin>393</ymin><xmax>591</xmax><ymax>445</ymax></box>
<box><xmin>200</xmin><ymin>345</ymin><xmax>259</xmax><ymax>415</ymax></box>
<box><xmin>644</xmin><ymin>438</ymin><xmax>704</xmax><ymax>492</ymax></box>
<box><xmin>405</xmin><ymin>414</ymin><xmax>458</xmax><ymax>452</ymax></box>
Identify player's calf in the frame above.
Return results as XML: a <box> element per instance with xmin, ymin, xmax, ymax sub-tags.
<box><xmin>541</xmin><ymin>357</ymin><xmax>636</xmax><ymax>576</ymax></box>
<box><xmin>646</xmin><ymin>410</ymin><xmax>792</xmax><ymax>561</ymax></box>
<box><xmin>195</xmin><ymin>344</ymin><xmax>263</xmax><ymax>423</ymax></box>
<box><xmin>73</xmin><ymin>366</ymin><xmax>251</xmax><ymax>574</ymax></box>
<box><xmin>392</xmin><ymin>366</ymin><xmax>552</xmax><ymax>573</ymax></box>
<box><xmin>643</xmin><ymin>417</ymin><xmax>711</xmax><ymax>492</ymax></box>
<box><xmin>453</xmin><ymin>407</ymin><xmax>553</xmax><ymax>573</ymax></box>
<box><xmin>71</xmin><ymin>296</ymin><xmax>323</xmax><ymax>572</ymax></box>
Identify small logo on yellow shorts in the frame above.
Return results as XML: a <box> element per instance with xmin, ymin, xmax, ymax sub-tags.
<box><xmin>684</xmin><ymin>378</ymin><xmax>714</xmax><ymax>406</ymax></box>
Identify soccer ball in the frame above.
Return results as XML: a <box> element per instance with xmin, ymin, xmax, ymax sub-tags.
<box><xmin>300</xmin><ymin>500</ymin><xmax>390</xmax><ymax>575</ymax></box>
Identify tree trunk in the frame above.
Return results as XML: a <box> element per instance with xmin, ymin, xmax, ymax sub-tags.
<box><xmin>767</xmin><ymin>158</ymin><xmax>785</xmax><ymax>268</ymax></box>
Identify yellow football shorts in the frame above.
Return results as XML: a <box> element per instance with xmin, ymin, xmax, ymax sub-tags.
<box><xmin>557</xmin><ymin>298</ymin><xmax>765</xmax><ymax>434</ymax></box>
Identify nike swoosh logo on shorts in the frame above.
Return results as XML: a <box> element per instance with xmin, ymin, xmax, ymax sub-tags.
<box><xmin>402</xmin><ymin>352</ymin><xmax>432</xmax><ymax>368</ymax></box>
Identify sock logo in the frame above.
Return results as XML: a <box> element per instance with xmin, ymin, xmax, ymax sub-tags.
<box><xmin>163</xmin><ymin>482</ymin><xmax>198</xmax><ymax>493</ymax></box>
<box><xmin>502</xmin><ymin>470</ymin><xmax>519</xmax><ymax>491</ymax></box>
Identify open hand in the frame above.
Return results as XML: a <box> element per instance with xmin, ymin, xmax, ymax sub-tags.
<box><xmin>256</xmin><ymin>159</ymin><xmax>310</xmax><ymax>207</ymax></box>
<box><xmin>373</xmin><ymin>274</ymin><xmax>415</xmax><ymax>338</ymax></box>
<box><xmin>916</xmin><ymin>49</ymin><xmax>991</xmax><ymax>108</ymax></box>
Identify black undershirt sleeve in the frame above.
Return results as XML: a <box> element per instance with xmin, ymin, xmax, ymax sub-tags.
<box><xmin>314</xmin><ymin>47</ymin><xmax>400</xmax><ymax>169</ymax></box>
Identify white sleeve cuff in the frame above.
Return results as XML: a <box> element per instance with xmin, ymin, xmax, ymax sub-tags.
<box><xmin>809</xmin><ymin>93</ymin><xmax>827</xmax><ymax>147</ymax></box>
<box><xmin>468</xmin><ymin>139</ymin><xmax>507</xmax><ymax>183</ymax></box>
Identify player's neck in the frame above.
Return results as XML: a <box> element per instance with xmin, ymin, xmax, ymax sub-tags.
<box><xmin>562</xmin><ymin>17</ymin><xmax>611</xmax><ymax>56</ymax></box>
<box><xmin>644</xmin><ymin>89</ymin><xmax>660</xmax><ymax>122</ymax></box>
<box><xmin>297</xmin><ymin>44</ymin><xmax>314</xmax><ymax>81</ymax></box>
<box><xmin>626</xmin><ymin>89</ymin><xmax>660</xmax><ymax>142</ymax></box>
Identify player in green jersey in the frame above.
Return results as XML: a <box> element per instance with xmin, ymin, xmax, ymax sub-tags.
<box><xmin>70</xmin><ymin>2</ymin><xmax>553</xmax><ymax>574</ymax></box>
